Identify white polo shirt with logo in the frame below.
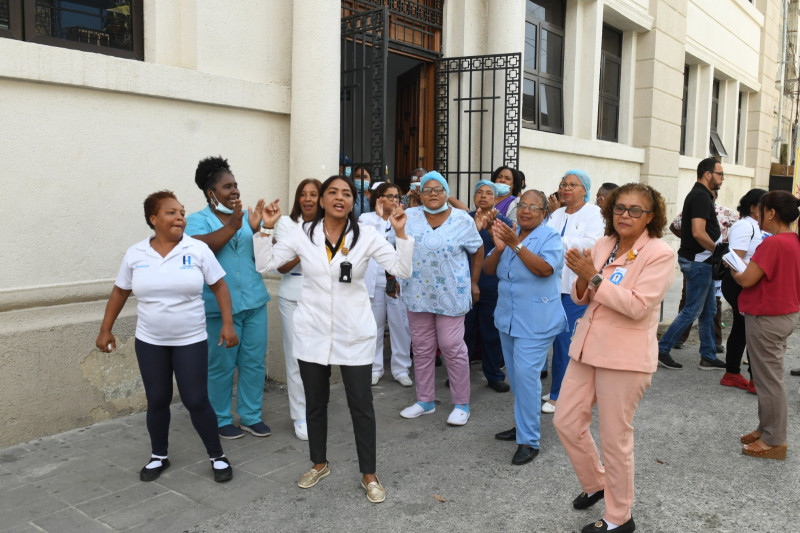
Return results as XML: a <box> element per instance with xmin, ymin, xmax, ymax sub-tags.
<box><xmin>115</xmin><ymin>234</ymin><xmax>226</xmax><ymax>346</ymax></box>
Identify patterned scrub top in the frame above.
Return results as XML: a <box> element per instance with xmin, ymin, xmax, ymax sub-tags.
<box><xmin>400</xmin><ymin>207</ymin><xmax>483</xmax><ymax>317</ymax></box>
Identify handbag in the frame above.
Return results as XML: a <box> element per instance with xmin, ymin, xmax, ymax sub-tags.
<box><xmin>710</xmin><ymin>242</ymin><xmax>730</xmax><ymax>281</ymax></box>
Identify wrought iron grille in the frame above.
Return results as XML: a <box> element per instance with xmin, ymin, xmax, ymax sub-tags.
<box><xmin>342</xmin><ymin>0</ymin><xmax>442</xmax><ymax>58</ymax></box>
<box><xmin>341</xmin><ymin>7</ymin><xmax>388</xmax><ymax>202</ymax></box>
<box><xmin>434</xmin><ymin>53</ymin><xmax>522</xmax><ymax>202</ymax></box>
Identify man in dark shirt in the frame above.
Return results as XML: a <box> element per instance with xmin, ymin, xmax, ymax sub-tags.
<box><xmin>658</xmin><ymin>157</ymin><xmax>727</xmax><ymax>370</ymax></box>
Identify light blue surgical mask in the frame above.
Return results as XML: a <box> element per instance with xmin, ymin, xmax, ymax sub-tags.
<box><xmin>423</xmin><ymin>204</ymin><xmax>449</xmax><ymax>214</ymax></box>
<box><xmin>410</xmin><ymin>182</ymin><xmax>421</xmax><ymax>190</ymax></box>
<box><xmin>210</xmin><ymin>191</ymin><xmax>234</xmax><ymax>214</ymax></box>
<box><xmin>345</xmin><ymin>166</ymin><xmax>352</xmax><ymax>178</ymax></box>
<box><xmin>354</xmin><ymin>179</ymin><xmax>370</xmax><ymax>192</ymax></box>
<box><xmin>494</xmin><ymin>183</ymin><xmax>511</xmax><ymax>196</ymax></box>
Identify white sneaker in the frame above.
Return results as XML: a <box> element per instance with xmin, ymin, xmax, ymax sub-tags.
<box><xmin>542</xmin><ymin>393</ymin><xmax>550</xmax><ymax>401</ymax></box>
<box><xmin>371</xmin><ymin>374</ymin><xmax>380</xmax><ymax>386</ymax></box>
<box><xmin>294</xmin><ymin>421</ymin><xmax>308</xmax><ymax>441</ymax></box>
<box><xmin>396</xmin><ymin>375</ymin><xmax>413</xmax><ymax>387</ymax></box>
<box><xmin>400</xmin><ymin>403</ymin><xmax>435</xmax><ymax>419</ymax></box>
<box><xmin>447</xmin><ymin>408</ymin><xmax>470</xmax><ymax>426</ymax></box>
<box><xmin>541</xmin><ymin>400</ymin><xmax>556</xmax><ymax>414</ymax></box>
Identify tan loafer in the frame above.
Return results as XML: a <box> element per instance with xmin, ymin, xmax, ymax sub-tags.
<box><xmin>361</xmin><ymin>476</ymin><xmax>386</xmax><ymax>503</ymax></box>
<box><xmin>298</xmin><ymin>463</ymin><xmax>330</xmax><ymax>489</ymax></box>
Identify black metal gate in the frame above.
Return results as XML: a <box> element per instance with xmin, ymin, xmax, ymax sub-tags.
<box><xmin>340</xmin><ymin>7</ymin><xmax>388</xmax><ymax>195</ymax></box>
<box><xmin>434</xmin><ymin>53</ymin><xmax>521</xmax><ymax>202</ymax></box>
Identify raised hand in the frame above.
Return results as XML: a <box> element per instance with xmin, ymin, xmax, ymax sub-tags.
<box><xmin>547</xmin><ymin>194</ymin><xmax>561</xmax><ymax>214</ymax></box>
<box><xmin>260</xmin><ymin>199</ymin><xmax>281</xmax><ymax>229</ymax></box>
<box><xmin>490</xmin><ymin>219</ymin><xmax>509</xmax><ymax>252</ymax></box>
<box><xmin>226</xmin><ymin>199</ymin><xmax>245</xmax><ymax>230</ymax></box>
<box><xmin>565</xmin><ymin>247</ymin><xmax>598</xmax><ymax>281</ymax></box>
<box><xmin>493</xmin><ymin>220</ymin><xmax>520</xmax><ymax>248</ymax></box>
<box><xmin>248</xmin><ymin>199</ymin><xmax>265</xmax><ymax>230</ymax></box>
<box><xmin>388</xmin><ymin>204</ymin><xmax>408</xmax><ymax>238</ymax></box>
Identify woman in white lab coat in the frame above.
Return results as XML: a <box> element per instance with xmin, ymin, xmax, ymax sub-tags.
<box><xmin>254</xmin><ymin>175</ymin><xmax>413</xmax><ymax>504</ymax></box>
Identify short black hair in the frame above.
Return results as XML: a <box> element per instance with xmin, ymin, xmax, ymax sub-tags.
<box><xmin>736</xmin><ymin>188</ymin><xmax>767</xmax><ymax>217</ymax></box>
<box><xmin>598</xmin><ymin>182</ymin><xmax>618</xmax><ymax>193</ymax></box>
<box><xmin>143</xmin><ymin>190</ymin><xmax>178</xmax><ymax>229</ymax></box>
<box><xmin>696</xmin><ymin>157</ymin><xmax>718</xmax><ymax>180</ymax></box>
<box><xmin>490</xmin><ymin>166</ymin><xmax>523</xmax><ymax>196</ymax></box>
<box><xmin>195</xmin><ymin>156</ymin><xmax>232</xmax><ymax>201</ymax></box>
<box><xmin>760</xmin><ymin>190</ymin><xmax>800</xmax><ymax>225</ymax></box>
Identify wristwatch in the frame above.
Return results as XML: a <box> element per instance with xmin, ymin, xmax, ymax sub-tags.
<box><xmin>589</xmin><ymin>273</ymin><xmax>603</xmax><ymax>288</ymax></box>
<box><xmin>513</xmin><ymin>243</ymin><xmax>525</xmax><ymax>254</ymax></box>
<box><xmin>260</xmin><ymin>227</ymin><xmax>274</xmax><ymax>237</ymax></box>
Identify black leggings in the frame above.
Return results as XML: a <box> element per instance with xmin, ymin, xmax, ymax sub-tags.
<box><xmin>135</xmin><ymin>339</ymin><xmax>223</xmax><ymax>458</ymax></box>
<box><xmin>721</xmin><ymin>272</ymin><xmax>751</xmax><ymax>377</ymax></box>
<box><xmin>298</xmin><ymin>360</ymin><xmax>376</xmax><ymax>474</ymax></box>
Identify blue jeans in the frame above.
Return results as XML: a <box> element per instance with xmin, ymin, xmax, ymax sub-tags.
<box><xmin>658</xmin><ymin>257</ymin><xmax>718</xmax><ymax>361</ymax></box>
<box><xmin>500</xmin><ymin>332</ymin><xmax>555</xmax><ymax>448</ymax></box>
<box><xmin>547</xmin><ymin>294</ymin><xmax>587</xmax><ymax>401</ymax></box>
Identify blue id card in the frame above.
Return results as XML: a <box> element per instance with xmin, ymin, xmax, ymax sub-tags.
<box><xmin>609</xmin><ymin>267</ymin><xmax>627</xmax><ymax>285</ymax></box>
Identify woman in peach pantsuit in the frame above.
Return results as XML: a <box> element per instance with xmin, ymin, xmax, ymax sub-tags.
<box><xmin>553</xmin><ymin>183</ymin><xmax>675</xmax><ymax>533</ymax></box>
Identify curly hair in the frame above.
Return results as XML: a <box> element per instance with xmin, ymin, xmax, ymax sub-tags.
<box><xmin>194</xmin><ymin>156</ymin><xmax>232</xmax><ymax>202</ymax></box>
<box><xmin>143</xmin><ymin>190</ymin><xmax>179</xmax><ymax>229</ymax></box>
<box><xmin>490</xmin><ymin>166</ymin><xmax>523</xmax><ymax>197</ymax></box>
<box><xmin>600</xmin><ymin>183</ymin><xmax>667</xmax><ymax>239</ymax></box>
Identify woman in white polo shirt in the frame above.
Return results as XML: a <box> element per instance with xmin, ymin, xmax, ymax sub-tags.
<box><xmin>96</xmin><ymin>191</ymin><xmax>239</xmax><ymax>483</ymax></box>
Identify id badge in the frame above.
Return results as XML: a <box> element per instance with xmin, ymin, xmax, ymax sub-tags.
<box><xmin>609</xmin><ymin>267</ymin><xmax>627</xmax><ymax>285</ymax></box>
<box><xmin>339</xmin><ymin>261</ymin><xmax>352</xmax><ymax>283</ymax></box>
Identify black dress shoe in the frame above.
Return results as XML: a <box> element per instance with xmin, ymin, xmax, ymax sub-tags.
<box><xmin>541</xmin><ymin>370</ymin><xmax>548</xmax><ymax>379</ymax></box>
<box><xmin>572</xmin><ymin>489</ymin><xmax>604</xmax><ymax>510</ymax></box>
<box><xmin>139</xmin><ymin>458</ymin><xmax>170</xmax><ymax>482</ymax></box>
<box><xmin>790</xmin><ymin>368</ymin><xmax>800</xmax><ymax>376</ymax></box>
<box><xmin>581</xmin><ymin>516</ymin><xmax>635</xmax><ymax>533</ymax></box>
<box><xmin>495</xmin><ymin>427</ymin><xmax>516</xmax><ymax>441</ymax></box>
<box><xmin>511</xmin><ymin>445</ymin><xmax>538</xmax><ymax>465</ymax></box>
<box><xmin>488</xmin><ymin>380</ymin><xmax>511</xmax><ymax>393</ymax></box>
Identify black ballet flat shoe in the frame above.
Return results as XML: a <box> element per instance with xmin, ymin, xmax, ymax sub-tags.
<box><xmin>139</xmin><ymin>458</ymin><xmax>170</xmax><ymax>482</ymax></box>
<box><xmin>573</xmin><ymin>489</ymin><xmax>604</xmax><ymax>510</ymax></box>
<box><xmin>511</xmin><ymin>445</ymin><xmax>539</xmax><ymax>465</ymax></box>
<box><xmin>581</xmin><ymin>516</ymin><xmax>635</xmax><ymax>533</ymax></box>
<box><xmin>494</xmin><ymin>427</ymin><xmax>516</xmax><ymax>441</ymax></box>
<box><xmin>212</xmin><ymin>456</ymin><xmax>233</xmax><ymax>483</ymax></box>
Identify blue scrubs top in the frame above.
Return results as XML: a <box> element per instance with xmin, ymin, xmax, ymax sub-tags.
<box><xmin>186</xmin><ymin>205</ymin><xmax>270</xmax><ymax>316</ymax></box>
<box><xmin>493</xmin><ymin>223</ymin><xmax>566</xmax><ymax>338</ymax></box>
<box><xmin>468</xmin><ymin>211</ymin><xmax>512</xmax><ymax>300</ymax></box>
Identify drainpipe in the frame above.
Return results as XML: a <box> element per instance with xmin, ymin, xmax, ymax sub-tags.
<box><xmin>777</xmin><ymin>0</ymin><xmax>789</xmax><ymax>161</ymax></box>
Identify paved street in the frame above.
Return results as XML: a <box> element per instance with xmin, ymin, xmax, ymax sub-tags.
<box><xmin>1</xmin><ymin>280</ymin><xmax>799</xmax><ymax>532</ymax></box>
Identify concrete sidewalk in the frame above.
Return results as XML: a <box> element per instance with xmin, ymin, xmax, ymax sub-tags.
<box><xmin>2</xmin><ymin>279</ymin><xmax>799</xmax><ymax>532</ymax></box>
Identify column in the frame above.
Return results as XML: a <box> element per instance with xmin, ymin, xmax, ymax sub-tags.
<box><xmin>564</xmin><ymin>0</ymin><xmax>603</xmax><ymax>139</ymax></box>
<box><xmin>690</xmin><ymin>64</ymin><xmax>713</xmax><ymax>158</ymax></box>
<box><xmin>289</xmin><ymin>0</ymin><xmax>341</xmax><ymax>192</ymax></box>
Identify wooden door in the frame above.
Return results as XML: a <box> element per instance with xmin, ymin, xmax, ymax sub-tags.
<box><xmin>394</xmin><ymin>63</ymin><xmax>434</xmax><ymax>191</ymax></box>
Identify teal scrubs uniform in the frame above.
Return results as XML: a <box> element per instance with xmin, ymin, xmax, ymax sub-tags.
<box><xmin>186</xmin><ymin>206</ymin><xmax>270</xmax><ymax>427</ymax></box>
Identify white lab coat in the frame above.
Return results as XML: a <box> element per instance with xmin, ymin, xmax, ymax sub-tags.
<box><xmin>254</xmin><ymin>222</ymin><xmax>414</xmax><ymax>366</ymax></box>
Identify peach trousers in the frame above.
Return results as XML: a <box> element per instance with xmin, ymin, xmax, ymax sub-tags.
<box><xmin>553</xmin><ymin>359</ymin><xmax>652</xmax><ymax>525</ymax></box>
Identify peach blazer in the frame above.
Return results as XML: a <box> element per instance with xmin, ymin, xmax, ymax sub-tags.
<box><xmin>569</xmin><ymin>232</ymin><xmax>676</xmax><ymax>373</ymax></box>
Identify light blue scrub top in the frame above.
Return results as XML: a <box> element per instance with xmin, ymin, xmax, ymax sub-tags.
<box><xmin>186</xmin><ymin>205</ymin><xmax>270</xmax><ymax>316</ymax></box>
<box><xmin>493</xmin><ymin>223</ymin><xmax>567</xmax><ymax>338</ymax></box>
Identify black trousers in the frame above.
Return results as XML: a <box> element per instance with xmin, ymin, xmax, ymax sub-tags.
<box><xmin>298</xmin><ymin>360</ymin><xmax>376</xmax><ymax>474</ymax></box>
<box><xmin>464</xmin><ymin>295</ymin><xmax>505</xmax><ymax>383</ymax></box>
<box><xmin>135</xmin><ymin>339</ymin><xmax>223</xmax><ymax>458</ymax></box>
<box><xmin>721</xmin><ymin>272</ymin><xmax>751</xmax><ymax>377</ymax></box>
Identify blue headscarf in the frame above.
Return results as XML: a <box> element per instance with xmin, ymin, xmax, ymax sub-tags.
<box><xmin>563</xmin><ymin>169</ymin><xmax>591</xmax><ymax>202</ymax></box>
<box><xmin>420</xmin><ymin>171</ymin><xmax>450</xmax><ymax>196</ymax></box>
<box><xmin>473</xmin><ymin>179</ymin><xmax>497</xmax><ymax>197</ymax></box>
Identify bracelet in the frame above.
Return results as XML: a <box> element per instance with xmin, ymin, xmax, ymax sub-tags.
<box><xmin>260</xmin><ymin>227</ymin><xmax>274</xmax><ymax>236</ymax></box>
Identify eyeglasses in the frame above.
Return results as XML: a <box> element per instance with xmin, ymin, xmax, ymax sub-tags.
<box><xmin>612</xmin><ymin>204</ymin><xmax>653</xmax><ymax>218</ymax></box>
<box><xmin>421</xmin><ymin>187</ymin><xmax>446</xmax><ymax>195</ymax></box>
<box><xmin>517</xmin><ymin>202</ymin><xmax>546</xmax><ymax>212</ymax></box>
<box><xmin>712</xmin><ymin>171</ymin><xmax>725</xmax><ymax>178</ymax></box>
<box><xmin>559</xmin><ymin>182</ymin><xmax>583</xmax><ymax>190</ymax></box>
<box><xmin>381</xmin><ymin>194</ymin><xmax>401</xmax><ymax>201</ymax></box>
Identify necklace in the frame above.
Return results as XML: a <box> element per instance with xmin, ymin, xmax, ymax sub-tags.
<box><xmin>323</xmin><ymin>220</ymin><xmax>343</xmax><ymax>244</ymax></box>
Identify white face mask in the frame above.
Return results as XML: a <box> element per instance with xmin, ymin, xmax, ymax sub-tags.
<box><xmin>210</xmin><ymin>191</ymin><xmax>234</xmax><ymax>214</ymax></box>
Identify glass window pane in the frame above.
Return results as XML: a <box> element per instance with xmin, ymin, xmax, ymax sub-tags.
<box><xmin>540</xmin><ymin>29</ymin><xmax>563</xmax><ymax>78</ymax></box>
<box><xmin>527</xmin><ymin>0</ymin><xmax>565</xmax><ymax>28</ymax></box>
<box><xmin>711</xmin><ymin>101</ymin><xmax>718</xmax><ymax>129</ymax></box>
<box><xmin>601</xmin><ymin>57</ymin><xmax>620</xmax><ymax>97</ymax></box>
<box><xmin>33</xmin><ymin>0</ymin><xmax>134</xmax><ymax>51</ymax></box>
<box><xmin>525</xmin><ymin>22</ymin><xmax>537</xmax><ymax>71</ymax></box>
<box><xmin>598</xmin><ymin>101</ymin><xmax>619</xmax><ymax>141</ymax></box>
<box><xmin>0</xmin><ymin>0</ymin><xmax>9</xmax><ymax>29</ymax></box>
<box><xmin>523</xmin><ymin>78</ymin><xmax>537</xmax><ymax>124</ymax></box>
<box><xmin>540</xmin><ymin>83</ymin><xmax>563</xmax><ymax>130</ymax></box>
<box><xmin>601</xmin><ymin>26</ymin><xmax>622</xmax><ymax>57</ymax></box>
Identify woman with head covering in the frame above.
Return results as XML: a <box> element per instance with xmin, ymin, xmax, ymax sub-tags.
<box><xmin>542</xmin><ymin>169</ymin><xmax>605</xmax><ymax>414</ymax></box>
<box><xmin>96</xmin><ymin>191</ymin><xmax>238</xmax><ymax>483</ymax></box>
<box><xmin>733</xmin><ymin>191</ymin><xmax>800</xmax><ymax>461</ymax></box>
<box><xmin>490</xmin><ymin>166</ymin><xmax>523</xmax><ymax>223</ymax></box>
<box><xmin>254</xmin><ymin>175</ymin><xmax>414</xmax><ymax>502</ymax></box>
<box><xmin>464</xmin><ymin>179</ymin><xmax>513</xmax><ymax>392</ymax></box>
<box><xmin>399</xmin><ymin>171</ymin><xmax>484</xmax><ymax>426</ymax></box>
<box><xmin>484</xmin><ymin>190</ymin><xmax>566</xmax><ymax>465</ymax></box>
<box><xmin>359</xmin><ymin>182</ymin><xmax>414</xmax><ymax>387</ymax></box>
<box><xmin>185</xmin><ymin>156</ymin><xmax>272</xmax><ymax>440</ymax></box>
<box><xmin>554</xmin><ymin>183</ymin><xmax>674</xmax><ymax>533</ymax></box>
<box><xmin>719</xmin><ymin>188</ymin><xmax>768</xmax><ymax>393</ymax></box>
<box><xmin>274</xmin><ymin>178</ymin><xmax>322</xmax><ymax>440</ymax></box>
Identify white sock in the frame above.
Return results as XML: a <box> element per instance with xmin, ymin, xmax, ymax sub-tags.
<box><xmin>145</xmin><ymin>454</ymin><xmax>168</xmax><ymax>469</ymax></box>
<box><xmin>586</xmin><ymin>491</ymin><xmax>596</xmax><ymax>497</ymax></box>
<box><xmin>210</xmin><ymin>455</ymin><xmax>228</xmax><ymax>470</ymax></box>
<box><xmin>605</xmin><ymin>520</ymin><xmax>619</xmax><ymax>530</ymax></box>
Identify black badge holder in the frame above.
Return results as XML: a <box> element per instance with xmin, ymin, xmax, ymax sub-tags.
<box><xmin>339</xmin><ymin>246</ymin><xmax>352</xmax><ymax>283</ymax></box>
